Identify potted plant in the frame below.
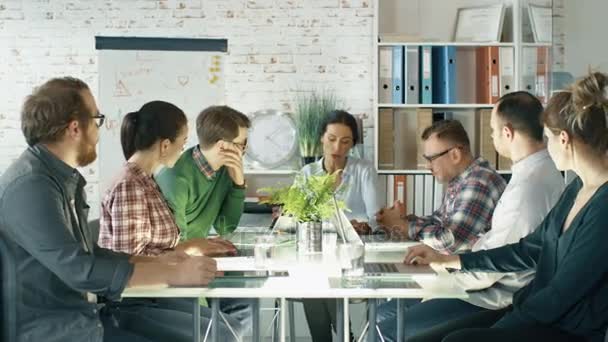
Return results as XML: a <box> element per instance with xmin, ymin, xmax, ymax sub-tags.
<box><xmin>294</xmin><ymin>90</ymin><xmax>341</xmax><ymax>165</ymax></box>
<box><xmin>259</xmin><ymin>172</ymin><xmax>346</xmax><ymax>253</ymax></box>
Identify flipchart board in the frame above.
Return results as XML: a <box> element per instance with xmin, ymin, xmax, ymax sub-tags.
<box><xmin>95</xmin><ymin>36</ymin><xmax>227</xmax><ymax>197</ymax></box>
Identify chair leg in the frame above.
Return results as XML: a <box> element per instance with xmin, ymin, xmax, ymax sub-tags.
<box><xmin>288</xmin><ymin>301</ymin><xmax>296</xmax><ymax>342</ymax></box>
<box><xmin>270</xmin><ymin>299</ymin><xmax>280</xmax><ymax>342</ymax></box>
<box><xmin>273</xmin><ymin>299</ymin><xmax>280</xmax><ymax>342</ymax></box>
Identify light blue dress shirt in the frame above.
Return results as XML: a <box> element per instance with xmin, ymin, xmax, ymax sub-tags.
<box><xmin>300</xmin><ymin>157</ymin><xmax>381</xmax><ymax>227</ymax></box>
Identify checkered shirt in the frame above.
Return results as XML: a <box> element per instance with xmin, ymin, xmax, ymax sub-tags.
<box><xmin>192</xmin><ymin>145</ymin><xmax>216</xmax><ymax>179</ymax></box>
<box><xmin>409</xmin><ymin>157</ymin><xmax>507</xmax><ymax>254</ymax></box>
<box><xmin>99</xmin><ymin>163</ymin><xmax>180</xmax><ymax>256</ymax></box>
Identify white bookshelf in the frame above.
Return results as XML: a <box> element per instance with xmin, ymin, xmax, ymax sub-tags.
<box><xmin>378</xmin><ymin>103</ymin><xmax>495</xmax><ymax>109</ymax></box>
<box><xmin>378</xmin><ymin>42</ymin><xmax>516</xmax><ymax>47</ymax></box>
<box><xmin>373</xmin><ymin>0</ymin><xmax>554</xmax><ymax>174</ymax></box>
<box><xmin>374</xmin><ymin>0</ymin><xmax>552</xmax><ymax>211</ymax></box>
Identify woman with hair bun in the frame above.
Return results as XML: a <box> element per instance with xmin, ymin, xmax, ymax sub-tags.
<box><xmin>403</xmin><ymin>72</ymin><xmax>608</xmax><ymax>342</ymax></box>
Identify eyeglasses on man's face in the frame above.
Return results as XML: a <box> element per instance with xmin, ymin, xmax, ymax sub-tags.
<box><xmin>221</xmin><ymin>139</ymin><xmax>248</xmax><ymax>152</ymax></box>
<box><xmin>232</xmin><ymin>140</ymin><xmax>247</xmax><ymax>151</ymax></box>
<box><xmin>92</xmin><ymin>113</ymin><xmax>105</xmax><ymax>128</ymax></box>
<box><xmin>422</xmin><ymin>146</ymin><xmax>461</xmax><ymax>163</ymax></box>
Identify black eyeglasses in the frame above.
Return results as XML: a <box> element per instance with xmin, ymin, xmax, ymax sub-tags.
<box><xmin>220</xmin><ymin>139</ymin><xmax>248</xmax><ymax>153</ymax></box>
<box><xmin>422</xmin><ymin>146</ymin><xmax>461</xmax><ymax>163</ymax></box>
<box><xmin>233</xmin><ymin>140</ymin><xmax>247</xmax><ymax>152</ymax></box>
<box><xmin>92</xmin><ymin>113</ymin><xmax>105</xmax><ymax>128</ymax></box>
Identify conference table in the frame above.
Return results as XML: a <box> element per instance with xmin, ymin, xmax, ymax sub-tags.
<box><xmin>122</xmin><ymin>228</ymin><xmax>467</xmax><ymax>342</ymax></box>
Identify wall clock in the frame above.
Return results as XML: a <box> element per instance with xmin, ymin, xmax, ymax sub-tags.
<box><xmin>245</xmin><ymin>109</ymin><xmax>298</xmax><ymax>169</ymax></box>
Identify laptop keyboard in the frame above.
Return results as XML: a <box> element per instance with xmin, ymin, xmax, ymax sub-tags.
<box><xmin>237</xmin><ymin>248</ymin><xmax>255</xmax><ymax>257</ymax></box>
<box><xmin>364</xmin><ymin>263</ymin><xmax>399</xmax><ymax>274</ymax></box>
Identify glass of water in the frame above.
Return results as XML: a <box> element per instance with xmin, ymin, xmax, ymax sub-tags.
<box><xmin>337</xmin><ymin>242</ymin><xmax>365</xmax><ymax>279</ymax></box>
<box><xmin>254</xmin><ymin>236</ymin><xmax>275</xmax><ymax>269</ymax></box>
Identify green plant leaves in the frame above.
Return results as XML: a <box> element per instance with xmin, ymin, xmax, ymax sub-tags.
<box><xmin>258</xmin><ymin>172</ymin><xmax>346</xmax><ymax>223</ymax></box>
<box><xmin>294</xmin><ymin>90</ymin><xmax>341</xmax><ymax>158</ymax></box>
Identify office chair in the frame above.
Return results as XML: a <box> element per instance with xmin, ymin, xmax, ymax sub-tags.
<box><xmin>0</xmin><ymin>230</ymin><xmax>18</xmax><ymax>342</ymax></box>
<box><xmin>88</xmin><ymin>219</ymin><xmax>100</xmax><ymax>244</ymax></box>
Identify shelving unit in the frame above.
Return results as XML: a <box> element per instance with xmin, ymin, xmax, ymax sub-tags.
<box><xmin>378</xmin><ymin>104</ymin><xmax>495</xmax><ymax>109</ymax></box>
<box><xmin>378</xmin><ymin>42</ymin><xmax>516</xmax><ymax>47</ymax></box>
<box><xmin>373</xmin><ymin>0</ymin><xmax>553</xmax><ymax>214</ymax></box>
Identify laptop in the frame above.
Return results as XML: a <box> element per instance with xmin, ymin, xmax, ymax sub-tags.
<box><xmin>363</xmin><ymin>262</ymin><xmax>437</xmax><ymax>278</ymax></box>
<box><xmin>329</xmin><ymin>195</ymin><xmax>437</xmax><ymax>279</ymax></box>
<box><xmin>360</xmin><ymin>232</ymin><xmax>421</xmax><ymax>252</ymax></box>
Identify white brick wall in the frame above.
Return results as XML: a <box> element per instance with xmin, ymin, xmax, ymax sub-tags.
<box><xmin>0</xmin><ymin>0</ymin><xmax>566</xmax><ymax>215</ymax></box>
<box><xmin>0</xmin><ymin>0</ymin><xmax>374</xmax><ymax>215</ymax></box>
<box><xmin>0</xmin><ymin>0</ymin><xmax>375</xmax><ymax>142</ymax></box>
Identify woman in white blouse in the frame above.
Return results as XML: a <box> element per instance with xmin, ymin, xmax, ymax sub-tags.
<box><xmin>300</xmin><ymin>109</ymin><xmax>381</xmax><ymax>234</ymax></box>
<box><xmin>301</xmin><ymin>110</ymin><xmax>381</xmax><ymax>342</ymax></box>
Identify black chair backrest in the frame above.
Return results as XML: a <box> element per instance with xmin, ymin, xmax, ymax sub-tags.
<box><xmin>88</xmin><ymin>219</ymin><xmax>100</xmax><ymax>244</ymax></box>
<box><xmin>0</xmin><ymin>230</ymin><xmax>17</xmax><ymax>342</ymax></box>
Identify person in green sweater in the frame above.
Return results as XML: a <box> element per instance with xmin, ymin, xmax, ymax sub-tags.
<box><xmin>156</xmin><ymin>105</ymin><xmax>253</xmax><ymax>331</ymax></box>
<box><xmin>156</xmin><ymin>105</ymin><xmax>250</xmax><ymax>240</ymax></box>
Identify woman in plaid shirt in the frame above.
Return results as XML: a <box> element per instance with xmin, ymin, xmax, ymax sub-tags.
<box><xmin>99</xmin><ymin>101</ymin><xmax>235</xmax><ymax>257</ymax></box>
<box><xmin>99</xmin><ymin>100</ymin><xmax>244</xmax><ymax>342</ymax></box>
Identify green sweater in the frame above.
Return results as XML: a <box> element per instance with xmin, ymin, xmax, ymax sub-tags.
<box><xmin>156</xmin><ymin>146</ymin><xmax>245</xmax><ymax>240</ymax></box>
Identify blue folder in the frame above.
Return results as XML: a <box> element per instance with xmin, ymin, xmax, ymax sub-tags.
<box><xmin>419</xmin><ymin>46</ymin><xmax>433</xmax><ymax>104</ymax></box>
<box><xmin>392</xmin><ymin>46</ymin><xmax>404</xmax><ymax>104</ymax></box>
<box><xmin>432</xmin><ymin>46</ymin><xmax>456</xmax><ymax>104</ymax></box>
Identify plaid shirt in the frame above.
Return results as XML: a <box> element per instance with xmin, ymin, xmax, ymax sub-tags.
<box><xmin>192</xmin><ymin>145</ymin><xmax>216</xmax><ymax>179</ymax></box>
<box><xmin>409</xmin><ymin>157</ymin><xmax>506</xmax><ymax>254</ymax></box>
<box><xmin>99</xmin><ymin>163</ymin><xmax>180</xmax><ymax>256</ymax></box>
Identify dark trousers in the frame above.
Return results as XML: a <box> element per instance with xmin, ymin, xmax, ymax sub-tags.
<box><xmin>302</xmin><ymin>298</ymin><xmax>339</xmax><ymax>342</ymax></box>
<box><xmin>376</xmin><ymin>298</ymin><xmax>487</xmax><ymax>341</ymax></box>
<box><xmin>302</xmin><ymin>298</ymin><xmax>357</xmax><ymax>342</ymax></box>
<box><xmin>111</xmin><ymin>298</ymin><xmax>252</xmax><ymax>342</ymax></box>
<box><xmin>101</xmin><ymin>306</ymin><xmax>154</xmax><ymax>342</ymax></box>
<box><xmin>408</xmin><ymin>307</ymin><xmax>584</xmax><ymax>342</ymax></box>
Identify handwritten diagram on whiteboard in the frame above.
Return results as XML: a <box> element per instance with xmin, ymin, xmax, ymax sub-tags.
<box><xmin>97</xmin><ymin>48</ymin><xmax>225</xmax><ymax>195</ymax></box>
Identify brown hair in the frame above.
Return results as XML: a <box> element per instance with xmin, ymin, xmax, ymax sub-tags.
<box><xmin>543</xmin><ymin>71</ymin><xmax>608</xmax><ymax>155</ymax></box>
<box><xmin>21</xmin><ymin>77</ymin><xmax>91</xmax><ymax>146</ymax></box>
<box><xmin>495</xmin><ymin>91</ymin><xmax>544</xmax><ymax>142</ymax></box>
<box><xmin>421</xmin><ymin>119</ymin><xmax>471</xmax><ymax>150</ymax></box>
<box><xmin>196</xmin><ymin>105</ymin><xmax>250</xmax><ymax>149</ymax></box>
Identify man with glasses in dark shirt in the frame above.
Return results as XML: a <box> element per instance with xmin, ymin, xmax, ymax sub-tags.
<box><xmin>0</xmin><ymin>77</ymin><xmax>218</xmax><ymax>342</ymax></box>
<box><xmin>377</xmin><ymin>120</ymin><xmax>507</xmax><ymax>254</ymax></box>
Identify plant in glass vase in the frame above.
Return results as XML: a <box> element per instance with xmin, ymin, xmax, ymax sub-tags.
<box><xmin>258</xmin><ymin>172</ymin><xmax>346</xmax><ymax>253</ymax></box>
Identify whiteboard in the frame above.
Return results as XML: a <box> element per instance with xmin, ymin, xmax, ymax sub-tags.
<box><xmin>97</xmin><ymin>45</ymin><xmax>225</xmax><ymax>196</ymax></box>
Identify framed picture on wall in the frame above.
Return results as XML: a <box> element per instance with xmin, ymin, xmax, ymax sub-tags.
<box><xmin>453</xmin><ymin>4</ymin><xmax>506</xmax><ymax>42</ymax></box>
<box><xmin>528</xmin><ymin>4</ymin><xmax>553</xmax><ymax>43</ymax></box>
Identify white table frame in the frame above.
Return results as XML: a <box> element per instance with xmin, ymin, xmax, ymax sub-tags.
<box><xmin>123</xmin><ymin>274</ymin><xmax>466</xmax><ymax>342</ymax></box>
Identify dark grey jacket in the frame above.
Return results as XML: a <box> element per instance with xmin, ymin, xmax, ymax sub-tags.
<box><xmin>0</xmin><ymin>145</ymin><xmax>133</xmax><ymax>342</ymax></box>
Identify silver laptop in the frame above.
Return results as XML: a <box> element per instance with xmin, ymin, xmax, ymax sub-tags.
<box><xmin>363</xmin><ymin>262</ymin><xmax>437</xmax><ymax>278</ymax></box>
<box><xmin>329</xmin><ymin>195</ymin><xmax>437</xmax><ymax>279</ymax></box>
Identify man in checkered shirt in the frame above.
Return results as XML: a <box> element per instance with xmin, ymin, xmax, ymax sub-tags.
<box><xmin>378</xmin><ymin>120</ymin><xmax>506</xmax><ymax>254</ymax></box>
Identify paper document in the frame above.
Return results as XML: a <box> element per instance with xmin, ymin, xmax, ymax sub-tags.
<box><xmin>214</xmin><ymin>256</ymin><xmax>257</xmax><ymax>271</ymax></box>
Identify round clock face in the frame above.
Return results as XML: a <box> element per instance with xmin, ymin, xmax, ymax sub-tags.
<box><xmin>246</xmin><ymin>110</ymin><xmax>297</xmax><ymax>169</ymax></box>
